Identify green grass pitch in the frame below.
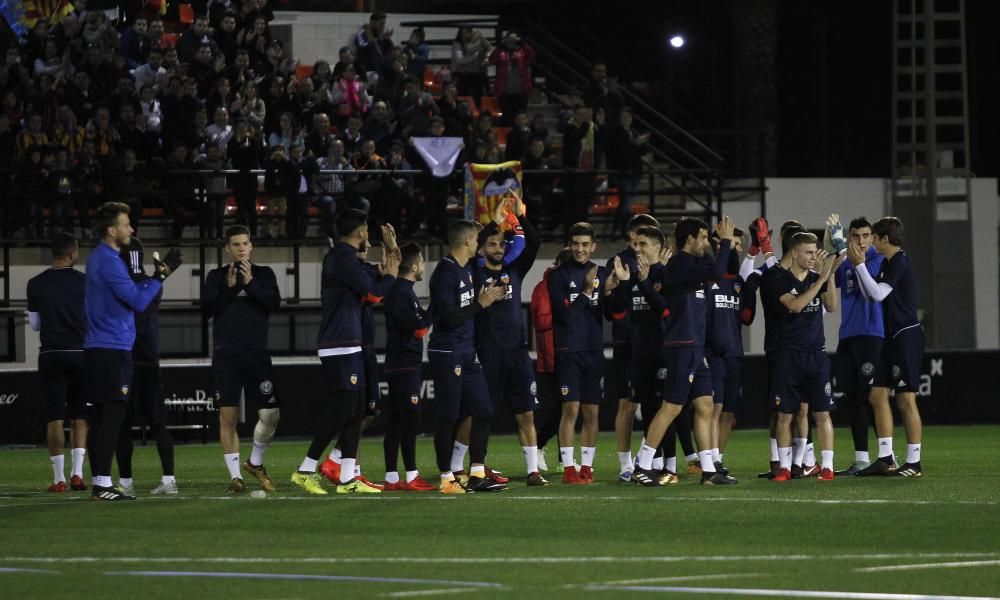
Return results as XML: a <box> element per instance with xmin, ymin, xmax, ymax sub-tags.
<box><xmin>1</xmin><ymin>425</ymin><xmax>998</xmax><ymax>599</ymax></box>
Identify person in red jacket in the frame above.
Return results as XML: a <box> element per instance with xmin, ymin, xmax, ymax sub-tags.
<box><xmin>530</xmin><ymin>248</ymin><xmax>572</xmax><ymax>473</ymax></box>
<box><xmin>489</xmin><ymin>33</ymin><xmax>535</xmax><ymax>126</ymax></box>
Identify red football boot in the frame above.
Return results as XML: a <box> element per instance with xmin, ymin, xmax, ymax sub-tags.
<box><xmin>356</xmin><ymin>475</ymin><xmax>384</xmax><ymax>491</ymax></box>
<box><xmin>485</xmin><ymin>466</ymin><xmax>509</xmax><ymax>484</ymax></box>
<box><xmin>772</xmin><ymin>467</ymin><xmax>792</xmax><ymax>481</ymax></box>
<box><xmin>69</xmin><ymin>475</ymin><xmax>88</xmax><ymax>491</ymax></box>
<box><xmin>47</xmin><ymin>481</ymin><xmax>67</xmax><ymax>493</ymax></box>
<box><xmin>579</xmin><ymin>465</ymin><xmax>594</xmax><ymax>483</ymax></box>
<box><xmin>818</xmin><ymin>468</ymin><xmax>835</xmax><ymax>481</ymax></box>
<box><xmin>403</xmin><ymin>476</ymin><xmax>437</xmax><ymax>491</ymax></box>
<box><xmin>319</xmin><ymin>458</ymin><xmax>341</xmax><ymax>484</ymax></box>
<box><xmin>562</xmin><ymin>466</ymin><xmax>585</xmax><ymax>484</ymax></box>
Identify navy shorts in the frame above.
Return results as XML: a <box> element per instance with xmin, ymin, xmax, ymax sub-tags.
<box><xmin>555</xmin><ymin>350</ymin><xmax>605</xmax><ymax>405</ymax></box>
<box><xmin>386</xmin><ymin>368</ymin><xmax>423</xmax><ymax>414</ymax></box>
<box><xmin>39</xmin><ymin>351</ymin><xmax>87</xmax><ymax>421</ymax></box>
<box><xmin>428</xmin><ymin>349</ymin><xmax>492</xmax><ymax>420</ymax></box>
<box><xmin>612</xmin><ymin>342</ymin><xmax>632</xmax><ymax>400</ymax></box>
<box><xmin>874</xmin><ymin>326</ymin><xmax>925</xmax><ymax>393</ymax></box>
<box><xmin>363</xmin><ymin>347</ymin><xmax>381</xmax><ymax>414</ymax></box>
<box><xmin>479</xmin><ymin>347</ymin><xmax>539</xmax><ymax>414</ymax></box>
<box><xmin>662</xmin><ymin>347</ymin><xmax>713</xmax><ymax>406</ymax></box>
<box><xmin>630</xmin><ymin>356</ymin><xmax>664</xmax><ymax>407</ymax></box>
<box><xmin>214</xmin><ymin>349</ymin><xmax>280</xmax><ymax>410</ymax></box>
<box><xmin>131</xmin><ymin>363</ymin><xmax>167</xmax><ymax>426</ymax></box>
<box><xmin>708</xmin><ymin>352</ymin><xmax>743</xmax><ymax>413</ymax></box>
<box><xmin>770</xmin><ymin>349</ymin><xmax>835</xmax><ymax>414</ymax></box>
<box><xmin>84</xmin><ymin>348</ymin><xmax>132</xmax><ymax>405</ymax></box>
<box><xmin>834</xmin><ymin>335</ymin><xmax>883</xmax><ymax>395</ymax></box>
<box><xmin>320</xmin><ymin>352</ymin><xmax>365</xmax><ymax>394</ymax></box>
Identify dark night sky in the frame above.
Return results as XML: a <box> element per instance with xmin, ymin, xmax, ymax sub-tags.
<box><xmin>379</xmin><ymin>0</ymin><xmax>998</xmax><ymax>177</ymax></box>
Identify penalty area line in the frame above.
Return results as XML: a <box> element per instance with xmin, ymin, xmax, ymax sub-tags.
<box><xmin>580</xmin><ymin>583</ymin><xmax>1000</xmax><ymax>600</ymax></box>
<box><xmin>103</xmin><ymin>570</ymin><xmax>503</xmax><ymax>589</ymax></box>
<box><xmin>855</xmin><ymin>560</ymin><xmax>1000</xmax><ymax>573</ymax></box>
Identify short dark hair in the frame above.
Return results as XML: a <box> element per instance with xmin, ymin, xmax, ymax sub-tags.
<box><xmin>568</xmin><ymin>222</ymin><xmax>595</xmax><ymax>241</ymax></box>
<box><xmin>780</xmin><ymin>223</ymin><xmax>806</xmax><ymax>254</ymax></box>
<box><xmin>94</xmin><ymin>201</ymin><xmax>130</xmax><ymax>239</ymax></box>
<box><xmin>370</xmin><ymin>11</ymin><xmax>387</xmax><ymax>22</ymax></box>
<box><xmin>849</xmin><ymin>216</ymin><xmax>872</xmax><ymax>232</ymax></box>
<box><xmin>628</xmin><ymin>213</ymin><xmax>659</xmax><ymax>233</ymax></box>
<box><xmin>674</xmin><ymin>217</ymin><xmax>709</xmax><ymax>249</ymax></box>
<box><xmin>399</xmin><ymin>242</ymin><xmax>423</xmax><ymax>272</ymax></box>
<box><xmin>447</xmin><ymin>220</ymin><xmax>478</xmax><ymax>247</ymax></box>
<box><xmin>788</xmin><ymin>231</ymin><xmax>818</xmax><ymax>250</ymax></box>
<box><xmin>336</xmin><ymin>208</ymin><xmax>369</xmax><ymax>239</ymax></box>
<box><xmin>555</xmin><ymin>247</ymin><xmax>574</xmax><ymax>267</ymax></box>
<box><xmin>51</xmin><ymin>232</ymin><xmax>78</xmax><ymax>259</ymax></box>
<box><xmin>634</xmin><ymin>225</ymin><xmax>665</xmax><ymax>248</ymax></box>
<box><xmin>224</xmin><ymin>224</ymin><xmax>251</xmax><ymax>243</ymax></box>
<box><xmin>872</xmin><ymin>217</ymin><xmax>904</xmax><ymax>246</ymax></box>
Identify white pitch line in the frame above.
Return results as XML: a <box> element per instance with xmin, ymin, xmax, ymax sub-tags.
<box><xmin>597</xmin><ymin>573</ymin><xmax>765</xmax><ymax>586</ymax></box>
<box><xmin>0</xmin><ymin>567</ymin><xmax>58</xmax><ymax>574</ymax></box>
<box><xmin>384</xmin><ymin>589</ymin><xmax>472</xmax><ymax>598</ymax></box>
<box><xmin>2</xmin><ymin>553</ymin><xmax>996</xmax><ymax>565</ymax></box>
<box><xmin>580</xmin><ymin>583</ymin><xmax>1000</xmax><ymax>600</ymax></box>
<box><xmin>855</xmin><ymin>560</ymin><xmax>1000</xmax><ymax>573</ymax></box>
<box><xmin>104</xmin><ymin>570</ymin><xmax>503</xmax><ymax>589</ymax></box>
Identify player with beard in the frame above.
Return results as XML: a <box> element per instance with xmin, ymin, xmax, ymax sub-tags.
<box><xmin>474</xmin><ymin>194</ymin><xmax>548</xmax><ymax>486</ymax></box>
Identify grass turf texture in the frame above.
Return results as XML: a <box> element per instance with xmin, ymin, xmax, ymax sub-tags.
<box><xmin>1</xmin><ymin>425</ymin><xmax>998</xmax><ymax>599</ymax></box>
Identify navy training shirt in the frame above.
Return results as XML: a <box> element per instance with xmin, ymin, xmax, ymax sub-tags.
<box><xmin>474</xmin><ymin>215</ymin><xmax>541</xmax><ymax>350</ymax></box>
<box><xmin>317</xmin><ymin>242</ymin><xmax>395</xmax><ymax>350</ymax></box>
<box><xmin>605</xmin><ymin>246</ymin><xmax>637</xmax><ymax>346</ymax></box>
<box><xmin>427</xmin><ymin>255</ymin><xmax>480</xmax><ymax>353</ymax></box>
<box><xmin>384</xmin><ymin>278</ymin><xmax>430</xmax><ymax>370</ymax></box>
<box><xmin>877</xmin><ymin>249</ymin><xmax>920</xmax><ymax>338</ymax></box>
<box><xmin>706</xmin><ymin>274</ymin><xmax>744</xmax><ymax>358</ymax></box>
<box><xmin>611</xmin><ymin>261</ymin><xmax>666</xmax><ymax>359</ymax></box>
<box><xmin>548</xmin><ymin>259</ymin><xmax>606</xmax><ymax>353</ymax></box>
<box><xmin>203</xmin><ymin>263</ymin><xmax>281</xmax><ymax>351</ymax></box>
<box><xmin>761</xmin><ymin>267</ymin><xmax>828</xmax><ymax>353</ymax></box>
<box><xmin>657</xmin><ymin>241</ymin><xmax>732</xmax><ymax>349</ymax></box>
<box><xmin>26</xmin><ymin>267</ymin><xmax>86</xmax><ymax>352</ymax></box>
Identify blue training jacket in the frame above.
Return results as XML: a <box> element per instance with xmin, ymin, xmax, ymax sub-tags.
<box><xmin>835</xmin><ymin>246</ymin><xmax>884</xmax><ymax>339</ymax></box>
<box><xmin>84</xmin><ymin>242</ymin><xmax>162</xmax><ymax>351</ymax></box>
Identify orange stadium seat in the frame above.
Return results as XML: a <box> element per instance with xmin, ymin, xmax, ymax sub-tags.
<box><xmin>178</xmin><ymin>4</ymin><xmax>195</xmax><ymax>24</ymax></box>
<box><xmin>479</xmin><ymin>96</ymin><xmax>501</xmax><ymax>118</ymax></box>
<box><xmin>296</xmin><ymin>64</ymin><xmax>315</xmax><ymax>80</ymax></box>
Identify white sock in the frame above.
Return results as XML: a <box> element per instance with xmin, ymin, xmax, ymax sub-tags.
<box><xmin>470</xmin><ymin>464</ymin><xmax>485</xmax><ymax>478</ymax></box>
<box><xmin>856</xmin><ymin>451</ymin><xmax>871</xmax><ymax>463</ymax></box>
<box><xmin>617</xmin><ymin>451</ymin><xmax>633</xmax><ymax>472</ymax></box>
<box><xmin>906</xmin><ymin>443</ymin><xmax>921</xmax><ymax>464</ymax></box>
<box><xmin>651</xmin><ymin>456</ymin><xmax>664</xmax><ymax>471</ymax></box>
<box><xmin>636</xmin><ymin>444</ymin><xmax>656</xmax><ymax>470</ymax></box>
<box><xmin>719</xmin><ymin>453</ymin><xmax>724</xmax><ymax>463</ymax></box>
<box><xmin>328</xmin><ymin>447</ymin><xmax>342</xmax><ymax>462</ymax></box>
<box><xmin>385</xmin><ymin>471</ymin><xmax>400</xmax><ymax>484</ymax></box>
<box><xmin>698</xmin><ymin>449</ymin><xmax>715</xmax><ymax>473</ymax></box>
<box><xmin>340</xmin><ymin>458</ymin><xmax>356</xmax><ymax>483</ymax></box>
<box><xmin>711</xmin><ymin>448</ymin><xmax>721</xmax><ymax>464</ymax></box>
<box><xmin>71</xmin><ymin>448</ymin><xmax>86</xmax><ymax>478</ymax></box>
<box><xmin>581</xmin><ymin>447</ymin><xmax>596</xmax><ymax>468</ymax></box>
<box><xmin>523</xmin><ymin>446</ymin><xmax>538</xmax><ymax>474</ymax></box>
<box><xmin>665</xmin><ymin>457</ymin><xmax>677</xmax><ymax>473</ymax></box>
<box><xmin>877</xmin><ymin>436</ymin><xmax>893</xmax><ymax>459</ymax></box>
<box><xmin>354</xmin><ymin>463</ymin><xmax>361</xmax><ymax>477</ymax></box>
<box><xmin>249</xmin><ymin>441</ymin><xmax>267</xmax><ymax>466</ymax></box>
<box><xmin>119</xmin><ymin>477</ymin><xmax>133</xmax><ymax>489</ymax></box>
<box><xmin>560</xmin><ymin>446</ymin><xmax>575</xmax><ymax>469</ymax></box>
<box><xmin>93</xmin><ymin>475</ymin><xmax>112</xmax><ymax>488</ymax></box>
<box><xmin>406</xmin><ymin>470</ymin><xmax>419</xmax><ymax>483</ymax></box>
<box><xmin>50</xmin><ymin>454</ymin><xmax>65</xmax><ymax>484</ymax></box>
<box><xmin>821</xmin><ymin>450</ymin><xmax>834</xmax><ymax>470</ymax></box>
<box><xmin>451</xmin><ymin>442</ymin><xmax>469</xmax><ymax>472</ymax></box>
<box><xmin>440</xmin><ymin>471</ymin><xmax>454</xmax><ymax>482</ymax></box>
<box><xmin>769</xmin><ymin>437</ymin><xmax>779</xmax><ymax>462</ymax></box>
<box><xmin>298</xmin><ymin>456</ymin><xmax>318</xmax><ymax>473</ymax></box>
<box><xmin>684</xmin><ymin>453</ymin><xmax>697</xmax><ymax>463</ymax></box>
<box><xmin>778</xmin><ymin>447</ymin><xmax>792</xmax><ymax>470</ymax></box>
<box><xmin>792</xmin><ymin>438</ymin><xmax>807</xmax><ymax>466</ymax></box>
<box><xmin>804</xmin><ymin>443</ymin><xmax>816</xmax><ymax>467</ymax></box>
<box><xmin>224</xmin><ymin>452</ymin><xmax>242</xmax><ymax>478</ymax></box>
<box><xmin>161</xmin><ymin>475</ymin><xmax>176</xmax><ymax>485</ymax></box>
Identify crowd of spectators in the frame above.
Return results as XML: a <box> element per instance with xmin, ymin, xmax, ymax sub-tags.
<box><xmin>1</xmin><ymin>4</ymin><xmax>651</xmax><ymax>242</ymax></box>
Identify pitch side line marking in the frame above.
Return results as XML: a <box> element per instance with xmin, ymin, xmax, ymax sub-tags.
<box><xmin>855</xmin><ymin>560</ymin><xmax>1000</xmax><ymax>573</ymax></box>
<box><xmin>0</xmin><ymin>567</ymin><xmax>59</xmax><ymax>574</ymax></box>
<box><xmin>579</xmin><ymin>583</ymin><xmax>1000</xmax><ymax>599</ymax></box>
<box><xmin>384</xmin><ymin>589</ymin><xmax>473</xmax><ymax>598</ymax></box>
<box><xmin>4</xmin><ymin>553</ymin><xmax>997</xmax><ymax>565</ymax></box>
<box><xmin>103</xmin><ymin>570</ymin><xmax>504</xmax><ymax>588</ymax></box>
<box><xmin>596</xmin><ymin>573</ymin><xmax>766</xmax><ymax>585</ymax></box>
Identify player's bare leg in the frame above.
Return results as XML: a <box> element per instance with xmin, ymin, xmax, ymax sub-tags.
<box><xmin>450</xmin><ymin>416</ymin><xmax>472</xmax><ymax>481</ymax></box>
<box><xmin>894</xmin><ymin>391</ymin><xmax>923</xmax><ymax>476</ymax></box>
<box><xmin>558</xmin><ymin>401</ymin><xmax>584</xmax><ymax>483</ymax></box>
<box><xmin>710</xmin><ymin>402</ymin><xmax>724</xmax><ymax>471</ymax></box>
<box><xmin>577</xmin><ymin>404</ymin><xmax>599</xmax><ymax>482</ymax></box>
<box><xmin>219</xmin><ymin>406</ymin><xmax>244</xmax><ymax>491</ymax></box>
<box><xmin>615</xmin><ymin>398</ymin><xmax>637</xmax><ymax>476</ymax></box>
<box><xmin>857</xmin><ymin>386</ymin><xmax>899</xmax><ymax>476</ymax></box>
<box><xmin>813</xmin><ymin>410</ymin><xmax>835</xmax><ymax>480</ymax></box>
<box><xmin>774</xmin><ymin>410</ymin><xmax>795</xmax><ymax>481</ymax></box>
